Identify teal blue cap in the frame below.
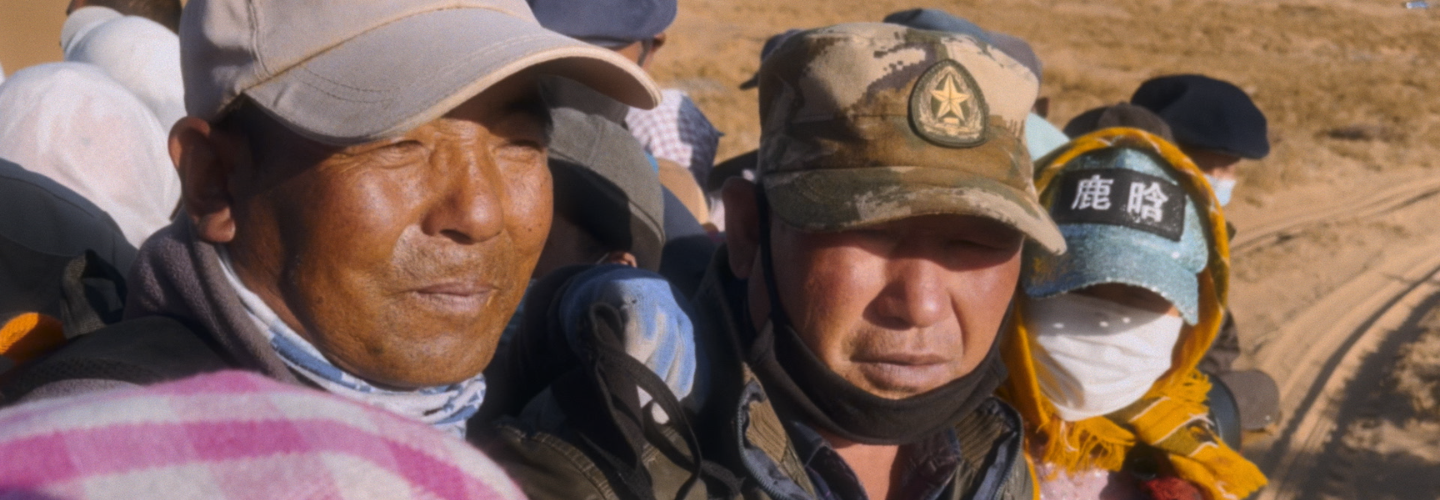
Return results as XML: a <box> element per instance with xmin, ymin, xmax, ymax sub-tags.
<box><xmin>1023</xmin><ymin>147</ymin><xmax>1208</xmax><ymax>324</ymax></box>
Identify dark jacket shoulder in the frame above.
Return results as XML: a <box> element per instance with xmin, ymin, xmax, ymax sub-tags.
<box><xmin>0</xmin><ymin>158</ymin><xmax>135</xmax><ymax>272</ymax></box>
<box><xmin>2</xmin><ymin>315</ymin><xmax>229</xmax><ymax>403</ymax></box>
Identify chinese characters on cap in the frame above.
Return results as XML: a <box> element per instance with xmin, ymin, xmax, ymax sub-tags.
<box><xmin>1052</xmin><ymin>169</ymin><xmax>1186</xmax><ymax>241</ymax></box>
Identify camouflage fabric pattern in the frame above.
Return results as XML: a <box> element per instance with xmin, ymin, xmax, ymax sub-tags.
<box><xmin>755</xmin><ymin>22</ymin><xmax>1064</xmax><ymax>252</ymax></box>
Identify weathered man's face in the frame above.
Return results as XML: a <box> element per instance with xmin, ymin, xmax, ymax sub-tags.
<box><xmin>727</xmin><ymin>179</ymin><xmax>1024</xmax><ymax>400</ymax></box>
<box><xmin>222</xmin><ymin>76</ymin><xmax>551</xmax><ymax>388</ymax></box>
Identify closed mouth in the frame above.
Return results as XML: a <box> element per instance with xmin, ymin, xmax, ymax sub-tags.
<box><xmin>410</xmin><ymin>282</ymin><xmax>496</xmax><ymax>312</ymax></box>
<box><xmin>852</xmin><ymin>352</ymin><xmax>949</xmax><ymax>366</ymax></box>
<box><xmin>851</xmin><ymin>352</ymin><xmax>955</xmax><ymax>394</ymax></box>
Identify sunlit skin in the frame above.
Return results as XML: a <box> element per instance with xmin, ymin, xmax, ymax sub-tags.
<box><xmin>723</xmin><ymin>178</ymin><xmax>1025</xmax><ymax>500</ymax></box>
<box><xmin>170</xmin><ymin>73</ymin><xmax>552</xmax><ymax>389</ymax></box>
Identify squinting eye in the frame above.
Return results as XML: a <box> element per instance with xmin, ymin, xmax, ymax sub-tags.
<box><xmin>342</xmin><ymin>139</ymin><xmax>423</xmax><ymax>157</ymax></box>
<box><xmin>385</xmin><ymin>141</ymin><xmax>426</xmax><ymax>154</ymax></box>
<box><xmin>495</xmin><ymin>141</ymin><xmax>545</xmax><ymax>165</ymax></box>
<box><xmin>343</xmin><ymin>140</ymin><xmax>428</xmax><ymax>168</ymax></box>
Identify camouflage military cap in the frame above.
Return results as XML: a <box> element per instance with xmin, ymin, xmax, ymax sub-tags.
<box><xmin>755</xmin><ymin>22</ymin><xmax>1064</xmax><ymax>253</ymax></box>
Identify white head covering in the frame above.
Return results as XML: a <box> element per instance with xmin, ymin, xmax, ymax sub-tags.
<box><xmin>61</xmin><ymin>6</ymin><xmax>186</xmax><ymax>129</ymax></box>
<box><xmin>0</xmin><ymin>62</ymin><xmax>181</xmax><ymax>247</ymax></box>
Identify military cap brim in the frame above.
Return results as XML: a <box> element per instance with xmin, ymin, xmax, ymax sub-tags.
<box><xmin>762</xmin><ymin>165</ymin><xmax>1066</xmax><ymax>254</ymax></box>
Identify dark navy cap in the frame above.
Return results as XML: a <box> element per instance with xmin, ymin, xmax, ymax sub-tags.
<box><xmin>881</xmin><ymin>8</ymin><xmax>992</xmax><ymax>44</ymax></box>
<box><xmin>882</xmin><ymin>9</ymin><xmax>1042</xmax><ymax>82</ymax></box>
<box><xmin>738</xmin><ymin>29</ymin><xmax>803</xmax><ymax>90</ymax></box>
<box><xmin>1131</xmin><ymin>75</ymin><xmax>1270</xmax><ymax>159</ymax></box>
<box><xmin>528</xmin><ymin>0</ymin><xmax>676</xmax><ymax>48</ymax></box>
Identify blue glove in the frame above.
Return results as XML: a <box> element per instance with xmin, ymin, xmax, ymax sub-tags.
<box><xmin>557</xmin><ymin>266</ymin><xmax>701</xmax><ymax>407</ymax></box>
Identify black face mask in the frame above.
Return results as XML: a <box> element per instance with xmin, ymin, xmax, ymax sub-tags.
<box><xmin>744</xmin><ymin>189</ymin><xmax>1009</xmax><ymax>445</ymax></box>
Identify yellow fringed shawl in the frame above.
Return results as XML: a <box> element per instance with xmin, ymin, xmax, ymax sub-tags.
<box><xmin>1000</xmin><ymin>128</ymin><xmax>1266</xmax><ymax>500</ymax></box>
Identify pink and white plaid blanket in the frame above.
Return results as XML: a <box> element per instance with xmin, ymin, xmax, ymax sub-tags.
<box><xmin>0</xmin><ymin>371</ymin><xmax>526</xmax><ymax>500</ymax></box>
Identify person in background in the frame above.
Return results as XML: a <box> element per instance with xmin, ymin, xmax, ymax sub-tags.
<box><xmin>1000</xmin><ymin>129</ymin><xmax>1266</xmax><ymax>500</ymax></box>
<box><xmin>528</xmin><ymin>0</ymin><xmax>724</xmax><ymax>297</ymax></box>
<box><xmin>1132</xmin><ymin>74</ymin><xmax>1281</xmax><ymax>433</ymax></box>
<box><xmin>529</xmin><ymin>0</ymin><xmax>726</xmax><ymax>230</ymax></box>
<box><xmin>66</xmin><ymin>0</ymin><xmax>181</xmax><ymax>33</ymax></box>
<box><xmin>488</xmin><ymin>104</ymin><xmax>668</xmax><ymax>364</ymax></box>
<box><xmin>0</xmin><ymin>63</ymin><xmax>180</xmax><ymax>248</ymax></box>
<box><xmin>62</xmin><ymin>3</ymin><xmax>186</xmax><ymax>128</ymax></box>
<box><xmin>882</xmin><ymin>8</ymin><xmax>1070</xmax><ymax>160</ymax></box>
<box><xmin>537</xmin><ymin>102</ymin><xmax>715</xmax><ymax>297</ymax></box>
<box><xmin>2</xmin><ymin>0</ymin><xmax>659</xmax><ymax>448</ymax></box>
<box><xmin>1131</xmin><ymin>75</ymin><xmax>1269</xmax><ymax>209</ymax></box>
<box><xmin>534</xmin><ymin>107</ymin><xmax>667</xmax><ymax>278</ymax></box>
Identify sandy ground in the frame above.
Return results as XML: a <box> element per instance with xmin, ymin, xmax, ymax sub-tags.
<box><xmin>1323</xmin><ymin>307</ymin><xmax>1440</xmax><ymax>499</ymax></box>
<box><xmin>0</xmin><ymin>0</ymin><xmax>70</xmax><ymax>77</ymax></box>
<box><xmin>3</xmin><ymin>0</ymin><xmax>1440</xmax><ymax>497</ymax></box>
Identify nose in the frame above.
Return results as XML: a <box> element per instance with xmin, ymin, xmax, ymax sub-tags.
<box><xmin>871</xmin><ymin>258</ymin><xmax>952</xmax><ymax>330</ymax></box>
<box><xmin>419</xmin><ymin>145</ymin><xmax>505</xmax><ymax>244</ymax></box>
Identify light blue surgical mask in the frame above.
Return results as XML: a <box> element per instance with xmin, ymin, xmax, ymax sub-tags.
<box><xmin>1206</xmin><ymin>175</ymin><xmax>1236</xmax><ymax>206</ymax></box>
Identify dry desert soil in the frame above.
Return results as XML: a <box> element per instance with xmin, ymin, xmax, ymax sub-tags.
<box><xmin>5</xmin><ymin>0</ymin><xmax>1440</xmax><ymax>498</ymax></box>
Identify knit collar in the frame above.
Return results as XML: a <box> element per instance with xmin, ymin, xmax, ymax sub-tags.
<box><xmin>216</xmin><ymin>249</ymin><xmax>485</xmax><ymax>438</ymax></box>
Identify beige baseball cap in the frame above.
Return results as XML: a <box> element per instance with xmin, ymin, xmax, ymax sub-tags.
<box><xmin>181</xmin><ymin>0</ymin><xmax>661</xmax><ymax>145</ymax></box>
<box><xmin>755</xmin><ymin>23</ymin><xmax>1064</xmax><ymax>253</ymax></box>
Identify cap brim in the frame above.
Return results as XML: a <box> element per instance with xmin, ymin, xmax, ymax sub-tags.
<box><xmin>1023</xmin><ymin>224</ymin><xmax>1200</xmax><ymax>324</ymax></box>
<box><xmin>246</xmin><ymin>8</ymin><xmax>660</xmax><ymax>145</ymax></box>
<box><xmin>762</xmin><ymin>166</ymin><xmax>1065</xmax><ymax>254</ymax></box>
<box><xmin>738</xmin><ymin>73</ymin><xmax>760</xmax><ymax>90</ymax></box>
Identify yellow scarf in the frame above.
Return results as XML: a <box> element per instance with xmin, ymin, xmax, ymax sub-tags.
<box><xmin>1000</xmin><ymin>128</ymin><xmax>1266</xmax><ymax>500</ymax></box>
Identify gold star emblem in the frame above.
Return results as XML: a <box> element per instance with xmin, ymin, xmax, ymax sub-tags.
<box><xmin>930</xmin><ymin>74</ymin><xmax>970</xmax><ymax>121</ymax></box>
<box><xmin>909</xmin><ymin>60</ymin><xmax>989</xmax><ymax>147</ymax></box>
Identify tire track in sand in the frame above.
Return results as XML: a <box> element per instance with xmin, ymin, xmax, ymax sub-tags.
<box><xmin>1232</xmin><ymin>176</ymin><xmax>1440</xmax><ymax>256</ymax></box>
<box><xmin>1250</xmin><ymin>232</ymin><xmax>1440</xmax><ymax>500</ymax></box>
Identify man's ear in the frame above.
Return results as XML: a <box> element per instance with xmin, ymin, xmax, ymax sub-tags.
<box><xmin>721</xmin><ymin>177</ymin><xmax>761</xmax><ymax>279</ymax></box>
<box><xmin>170</xmin><ymin>117</ymin><xmax>241</xmax><ymax>244</ymax></box>
<box><xmin>640</xmin><ymin>32</ymin><xmax>667</xmax><ymax>70</ymax></box>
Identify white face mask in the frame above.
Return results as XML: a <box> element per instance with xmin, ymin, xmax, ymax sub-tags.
<box><xmin>1205</xmin><ymin>174</ymin><xmax>1236</xmax><ymax>206</ymax></box>
<box><xmin>1025</xmin><ymin>293</ymin><xmax>1185</xmax><ymax>421</ymax></box>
